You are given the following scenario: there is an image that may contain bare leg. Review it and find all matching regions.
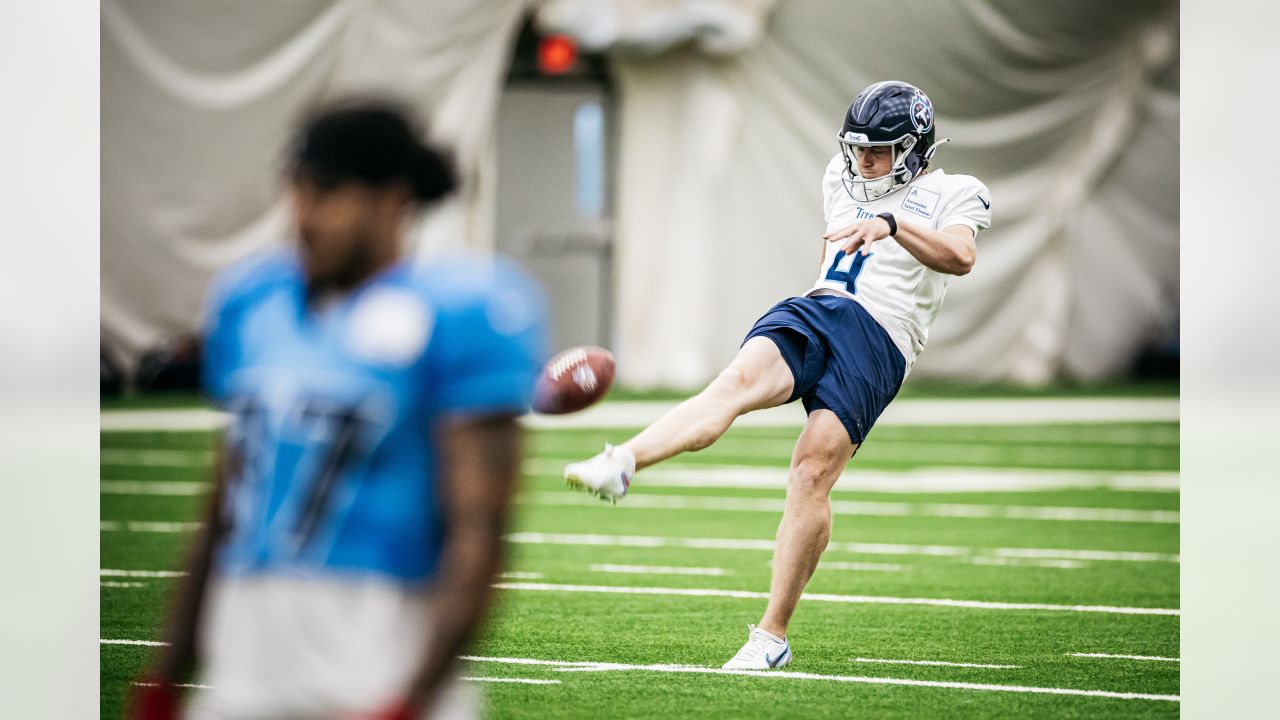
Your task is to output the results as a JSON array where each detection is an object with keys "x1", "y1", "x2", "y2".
[
  {"x1": 757, "y1": 409, "x2": 856, "y2": 638},
  {"x1": 622, "y1": 337, "x2": 794, "y2": 471}
]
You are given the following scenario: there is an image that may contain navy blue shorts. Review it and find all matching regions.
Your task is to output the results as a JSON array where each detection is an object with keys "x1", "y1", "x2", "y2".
[{"x1": 743, "y1": 294, "x2": 906, "y2": 445}]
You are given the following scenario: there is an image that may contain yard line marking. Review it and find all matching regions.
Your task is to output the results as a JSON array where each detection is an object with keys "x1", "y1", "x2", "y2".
[
  {"x1": 528, "y1": 491, "x2": 1179, "y2": 524},
  {"x1": 133, "y1": 678, "x2": 557, "y2": 689},
  {"x1": 498, "y1": 571, "x2": 545, "y2": 580},
  {"x1": 967, "y1": 557, "x2": 1087, "y2": 570},
  {"x1": 101, "y1": 409, "x2": 228, "y2": 432},
  {"x1": 820, "y1": 561, "x2": 905, "y2": 572},
  {"x1": 505, "y1": 532, "x2": 1179, "y2": 563},
  {"x1": 459, "y1": 676, "x2": 561, "y2": 685},
  {"x1": 459, "y1": 655, "x2": 1178, "y2": 702},
  {"x1": 100, "y1": 448, "x2": 213, "y2": 467},
  {"x1": 590, "y1": 564, "x2": 732, "y2": 576},
  {"x1": 94, "y1": 524, "x2": 1178, "y2": 565},
  {"x1": 991, "y1": 547, "x2": 1175, "y2": 563},
  {"x1": 100, "y1": 521, "x2": 204, "y2": 533},
  {"x1": 101, "y1": 397, "x2": 1178, "y2": 432},
  {"x1": 101, "y1": 480, "x2": 209, "y2": 496},
  {"x1": 492, "y1": 583, "x2": 1179, "y2": 616},
  {"x1": 101, "y1": 639, "x2": 167, "y2": 647},
  {"x1": 1070, "y1": 653, "x2": 1180, "y2": 662},
  {"x1": 851, "y1": 657, "x2": 1021, "y2": 669},
  {"x1": 524, "y1": 461, "x2": 1179, "y2": 494},
  {"x1": 101, "y1": 569, "x2": 187, "y2": 578},
  {"x1": 101, "y1": 581, "x2": 146, "y2": 588}
]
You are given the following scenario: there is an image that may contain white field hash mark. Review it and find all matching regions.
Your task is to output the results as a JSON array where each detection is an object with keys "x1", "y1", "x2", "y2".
[
  {"x1": 819, "y1": 561, "x2": 905, "y2": 572},
  {"x1": 590, "y1": 564, "x2": 732, "y2": 576},
  {"x1": 459, "y1": 656, "x2": 1178, "y2": 702},
  {"x1": 1070, "y1": 653, "x2": 1180, "y2": 662},
  {"x1": 492, "y1": 583, "x2": 1179, "y2": 616},
  {"x1": 530, "y1": 491, "x2": 1178, "y2": 524},
  {"x1": 101, "y1": 643, "x2": 1174, "y2": 701},
  {"x1": 506, "y1": 532, "x2": 1180, "y2": 564},
  {"x1": 97, "y1": 523, "x2": 1178, "y2": 564},
  {"x1": 851, "y1": 657, "x2": 1021, "y2": 669}
]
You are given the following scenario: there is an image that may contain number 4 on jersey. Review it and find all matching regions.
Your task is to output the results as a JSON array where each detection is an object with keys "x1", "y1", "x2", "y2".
[{"x1": 824, "y1": 250, "x2": 871, "y2": 294}]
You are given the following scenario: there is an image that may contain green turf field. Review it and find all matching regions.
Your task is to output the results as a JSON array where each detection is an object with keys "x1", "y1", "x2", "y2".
[{"x1": 100, "y1": 401, "x2": 1178, "y2": 718}]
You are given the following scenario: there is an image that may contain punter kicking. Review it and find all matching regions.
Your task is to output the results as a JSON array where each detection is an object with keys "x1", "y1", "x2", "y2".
[{"x1": 564, "y1": 81, "x2": 992, "y2": 670}]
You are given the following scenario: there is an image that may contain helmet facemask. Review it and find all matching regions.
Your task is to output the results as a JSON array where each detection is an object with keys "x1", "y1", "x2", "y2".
[{"x1": 838, "y1": 132, "x2": 920, "y2": 203}]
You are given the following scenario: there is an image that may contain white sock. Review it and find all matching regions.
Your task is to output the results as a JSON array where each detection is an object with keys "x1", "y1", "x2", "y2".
[{"x1": 755, "y1": 626, "x2": 786, "y2": 643}]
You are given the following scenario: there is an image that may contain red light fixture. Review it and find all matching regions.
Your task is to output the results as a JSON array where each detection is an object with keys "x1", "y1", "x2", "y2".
[{"x1": 537, "y1": 34, "x2": 578, "y2": 75}]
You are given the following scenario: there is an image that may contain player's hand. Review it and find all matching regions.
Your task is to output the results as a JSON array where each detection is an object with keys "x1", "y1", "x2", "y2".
[
  {"x1": 823, "y1": 218, "x2": 892, "y2": 256},
  {"x1": 129, "y1": 679, "x2": 180, "y2": 720}
]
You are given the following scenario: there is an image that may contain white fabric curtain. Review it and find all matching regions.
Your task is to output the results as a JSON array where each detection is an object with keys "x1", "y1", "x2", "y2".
[
  {"x1": 542, "y1": 0, "x2": 1179, "y2": 386},
  {"x1": 101, "y1": 0, "x2": 530, "y2": 367}
]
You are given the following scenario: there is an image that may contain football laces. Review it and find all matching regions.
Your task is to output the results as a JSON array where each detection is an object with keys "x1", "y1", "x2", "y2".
[{"x1": 548, "y1": 347, "x2": 588, "y2": 381}]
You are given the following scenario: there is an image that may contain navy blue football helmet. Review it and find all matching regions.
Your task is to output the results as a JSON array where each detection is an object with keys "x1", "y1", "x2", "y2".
[{"x1": 837, "y1": 81, "x2": 948, "y2": 202}]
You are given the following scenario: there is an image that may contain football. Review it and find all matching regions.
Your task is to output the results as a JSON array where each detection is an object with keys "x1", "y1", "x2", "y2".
[{"x1": 532, "y1": 345, "x2": 615, "y2": 414}]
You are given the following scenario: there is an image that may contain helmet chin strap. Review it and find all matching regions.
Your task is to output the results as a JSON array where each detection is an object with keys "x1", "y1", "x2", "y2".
[{"x1": 923, "y1": 137, "x2": 951, "y2": 165}]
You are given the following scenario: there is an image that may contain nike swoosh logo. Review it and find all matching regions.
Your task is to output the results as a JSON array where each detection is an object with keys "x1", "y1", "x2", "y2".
[
  {"x1": 978, "y1": 196, "x2": 990, "y2": 209},
  {"x1": 766, "y1": 648, "x2": 787, "y2": 667}
]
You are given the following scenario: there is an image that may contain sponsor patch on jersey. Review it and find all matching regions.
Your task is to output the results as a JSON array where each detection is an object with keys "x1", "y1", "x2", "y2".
[
  {"x1": 347, "y1": 288, "x2": 433, "y2": 366},
  {"x1": 900, "y1": 186, "x2": 941, "y2": 219}
]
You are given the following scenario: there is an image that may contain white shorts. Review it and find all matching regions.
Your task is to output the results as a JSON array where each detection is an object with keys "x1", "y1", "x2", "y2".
[{"x1": 185, "y1": 574, "x2": 478, "y2": 720}]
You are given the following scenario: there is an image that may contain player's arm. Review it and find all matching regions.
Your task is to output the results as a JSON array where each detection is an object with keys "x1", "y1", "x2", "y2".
[
  {"x1": 824, "y1": 218, "x2": 976, "y2": 276},
  {"x1": 402, "y1": 413, "x2": 522, "y2": 713},
  {"x1": 132, "y1": 441, "x2": 232, "y2": 717}
]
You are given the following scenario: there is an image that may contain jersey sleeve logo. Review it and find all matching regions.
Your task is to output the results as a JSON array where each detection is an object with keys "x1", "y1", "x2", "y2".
[{"x1": 900, "y1": 186, "x2": 940, "y2": 219}]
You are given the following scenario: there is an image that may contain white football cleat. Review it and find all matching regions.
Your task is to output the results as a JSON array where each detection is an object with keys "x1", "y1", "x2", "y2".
[
  {"x1": 564, "y1": 443, "x2": 634, "y2": 502},
  {"x1": 722, "y1": 624, "x2": 792, "y2": 670}
]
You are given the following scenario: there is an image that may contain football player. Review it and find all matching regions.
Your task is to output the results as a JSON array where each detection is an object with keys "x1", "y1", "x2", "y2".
[
  {"x1": 132, "y1": 99, "x2": 548, "y2": 719},
  {"x1": 564, "y1": 81, "x2": 991, "y2": 669}
]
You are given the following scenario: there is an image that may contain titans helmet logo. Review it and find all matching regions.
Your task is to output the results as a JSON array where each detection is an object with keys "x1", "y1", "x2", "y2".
[{"x1": 910, "y1": 92, "x2": 933, "y2": 133}]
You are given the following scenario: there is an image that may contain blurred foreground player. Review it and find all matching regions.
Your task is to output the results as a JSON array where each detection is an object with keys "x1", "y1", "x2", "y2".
[
  {"x1": 564, "y1": 81, "x2": 991, "y2": 669},
  {"x1": 134, "y1": 100, "x2": 547, "y2": 719}
]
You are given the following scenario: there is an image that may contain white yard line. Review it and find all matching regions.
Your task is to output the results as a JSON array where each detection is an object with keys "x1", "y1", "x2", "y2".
[
  {"x1": 1070, "y1": 653, "x2": 1180, "y2": 662},
  {"x1": 968, "y1": 557, "x2": 1087, "y2": 570},
  {"x1": 98, "y1": 464, "x2": 1179, "y2": 496},
  {"x1": 820, "y1": 561, "x2": 905, "y2": 572},
  {"x1": 101, "y1": 639, "x2": 167, "y2": 647},
  {"x1": 491, "y1": 582, "x2": 1178, "y2": 616},
  {"x1": 134, "y1": 682, "x2": 214, "y2": 690},
  {"x1": 101, "y1": 397, "x2": 1178, "y2": 433},
  {"x1": 851, "y1": 657, "x2": 1021, "y2": 669},
  {"x1": 568, "y1": 464, "x2": 1179, "y2": 494},
  {"x1": 101, "y1": 581, "x2": 146, "y2": 588},
  {"x1": 101, "y1": 569, "x2": 187, "y2": 578},
  {"x1": 528, "y1": 491, "x2": 1179, "y2": 524},
  {"x1": 100, "y1": 448, "x2": 212, "y2": 467},
  {"x1": 590, "y1": 564, "x2": 732, "y2": 576},
  {"x1": 459, "y1": 655, "x2": 1177, "y2": 702},
  {"x1": 101, "y1": 480, "x2": 209, "y2": 496},
  {"x1": 458, "y1": 676, "x2": 561, "y2": 685},
  {"x1": 498, "y1": 571, "x2": 545, "y2": 580},
  {"x1": 506, "y1": 531, "x2": 1178, "y2": 563},
  {"x1": 96, "y1": 524, "x2": 1177, "y2": 564},
  {"x1": 100, "y1": 521, "x2": 204, "y2": 533}
]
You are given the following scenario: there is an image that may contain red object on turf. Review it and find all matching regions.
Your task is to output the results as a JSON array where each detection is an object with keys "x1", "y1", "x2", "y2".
[
  {"x1": 130, "y1": 681, "x2": 179, "y2": 720},
  {"x1": 532, "y1": 346, "x2": 615, "y2": 414}
]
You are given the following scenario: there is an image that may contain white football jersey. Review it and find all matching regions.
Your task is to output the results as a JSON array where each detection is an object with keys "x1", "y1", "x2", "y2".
[{"x1": 807, "y1": 153, "x2": 991, "y2": 372}]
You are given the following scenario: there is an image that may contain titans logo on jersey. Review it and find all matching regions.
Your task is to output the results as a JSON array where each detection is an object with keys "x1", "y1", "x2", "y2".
[{"x1": 201, "y1": 250, "x2": 548, "y2": 585}]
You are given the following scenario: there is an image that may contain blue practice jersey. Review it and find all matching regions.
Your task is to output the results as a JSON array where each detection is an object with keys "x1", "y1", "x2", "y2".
[{"x1": 201, "y1": 249, "x2": 547, "y2": 585}]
